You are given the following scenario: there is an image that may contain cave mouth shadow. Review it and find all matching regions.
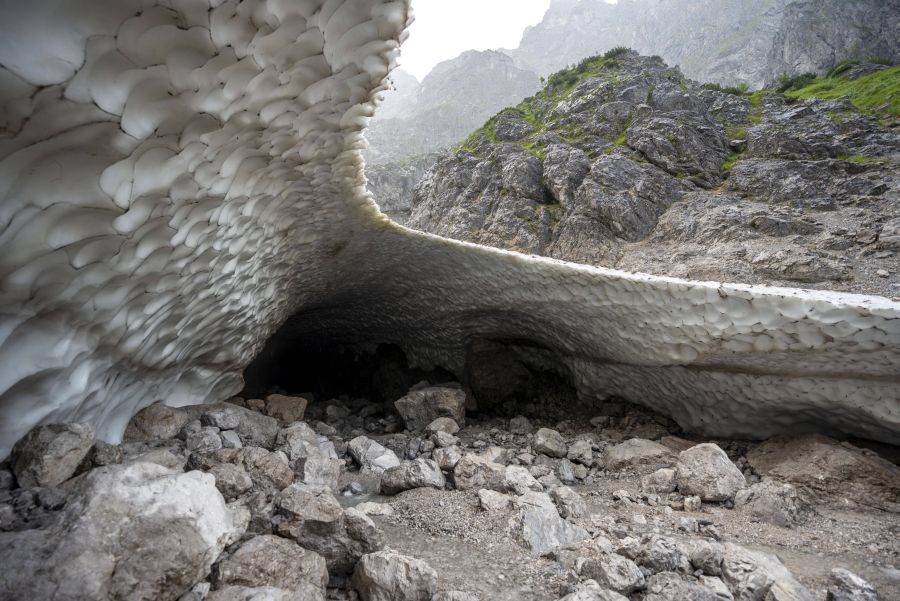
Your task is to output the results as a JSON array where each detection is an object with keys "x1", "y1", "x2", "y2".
[
  {"x1": 240, "y1": 329, "x2": 660, "y2": 426},
  {"x1": 241, "y1": 340, "x2": 455, "y2": 406}
]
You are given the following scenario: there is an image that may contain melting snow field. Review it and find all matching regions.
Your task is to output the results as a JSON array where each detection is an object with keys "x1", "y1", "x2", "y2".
[{"x1": 0, "y1": 0, "x2": 897, "y2": 455}]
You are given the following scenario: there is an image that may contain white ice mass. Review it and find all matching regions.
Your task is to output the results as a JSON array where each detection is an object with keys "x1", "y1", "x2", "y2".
[{"x1": 0, "y1": 0, "x2": 898, "y2": 456}]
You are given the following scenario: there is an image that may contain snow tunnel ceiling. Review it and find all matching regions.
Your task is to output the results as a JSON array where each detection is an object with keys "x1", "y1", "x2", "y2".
[{"x1": 0, "y1": 0, "x2": 898, "y2": 456}]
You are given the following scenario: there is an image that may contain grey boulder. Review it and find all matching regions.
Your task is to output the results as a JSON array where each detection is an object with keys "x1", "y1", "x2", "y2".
[
  {"x1": 380, "y1": 458, "x2": 446, "y2": 494},
  {"x1": 533, "y1": 428, "x2": 567, "y2": 458},
  {"x1": 514, "y1": 491, "x2": 590, "y2": 555},
  {"x1": 352, "y1": 550, "x2": 438, "y2": 601},
  {"x1": 827, "y1": 568, "x2": 879, "y2": 601},
  {"x1": 10, "y1": 422, "x2": 95, "y2": 488},
  {"x1": 675, "y1": 443, "x2": 746, "y2": 502},
  {"x1": 0, "y1": 462, "x2": 245, "y2": 600},
  {"x1": 394, "y1": 386, "x2": 466, "y2": 432},
  {"x1": 734, "y1": 480, "x2": 812, "y2": 528},
  {"x1": 213, "y1": 534, "x2": 327, "y2": 598}
]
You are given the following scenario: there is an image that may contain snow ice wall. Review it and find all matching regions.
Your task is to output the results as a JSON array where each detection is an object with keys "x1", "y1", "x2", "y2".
[{"x1": 0, "y1": 0, "x2": 898, "y2": 456}]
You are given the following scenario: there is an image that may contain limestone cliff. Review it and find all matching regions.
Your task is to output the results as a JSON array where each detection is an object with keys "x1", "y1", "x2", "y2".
[
  {"x1": 512, "y1": 0, "x2": 899, "y2": 88},
  {"x1": 363, "y1": 51, "x2": 540, "y2": 165}
]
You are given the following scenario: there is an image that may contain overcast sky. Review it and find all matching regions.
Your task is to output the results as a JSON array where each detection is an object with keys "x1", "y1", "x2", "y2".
[{"x1": 397, "y1": 0, "x2": 552, "y2": 80}]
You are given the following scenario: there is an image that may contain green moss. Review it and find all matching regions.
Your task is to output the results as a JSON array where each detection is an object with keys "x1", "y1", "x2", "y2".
[
  {"x1": 726, "y1": 125, "x2": 747, "y2": 140},
  {"x1": 722, "y1": 152, "x2": 743, "y2": 174},
  {"x1": 785, "y1": 66, "x2": 900, "y2": 120},
  {"x1": 837, "y1": 154, "x2": 877, "y2": 165}
]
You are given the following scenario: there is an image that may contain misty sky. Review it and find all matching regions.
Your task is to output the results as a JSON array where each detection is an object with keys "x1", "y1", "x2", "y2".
[
  {"x1": 398, "y1": 0, "x2": 552, "y2": 80},
  {"x1": 399, "y1": 1, "x2": 619, "y2": 80}
]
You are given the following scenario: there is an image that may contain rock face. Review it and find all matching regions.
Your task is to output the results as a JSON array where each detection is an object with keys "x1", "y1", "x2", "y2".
[
  {"x1": 0, "y1": 462, "x2": 245, "y2": 600},
  {"x1": 10, "y1": 423, "x2": 94, "y2": 488},
  {"x1": 409, "y1": 52, "x2": 899, "y2": 299},
  {"x1": 511, "y1": 0, "x2": 898, "y2": 88},
  {"x1": 0, "y1": 0, "x2": 898, "y2": 461},
  {"x1": 766, "y1": 0, "x2": 900, "y2": 86},
  {"x1": 366, "y1": 155, "x2": 441, "y2": 224},
  {"x1": 364, "y1": 50, "x2": 541, "y2": 164}
]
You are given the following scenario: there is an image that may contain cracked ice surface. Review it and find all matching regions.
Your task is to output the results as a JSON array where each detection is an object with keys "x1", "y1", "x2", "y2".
[{"x1": 0, "y1": 0, "x2": 897, "y2": 456}]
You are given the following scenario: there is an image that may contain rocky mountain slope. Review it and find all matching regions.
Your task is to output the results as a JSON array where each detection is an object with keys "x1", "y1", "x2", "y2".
[
  {"x1": 408, "y1": 52, "x2": 900, "y2": 297},
  {"x1": 366, "y1": 0, "x2": 899, "y2": 197},
  {"x1": 363, "y1": 51, "x2": 540, "y2": 165}
]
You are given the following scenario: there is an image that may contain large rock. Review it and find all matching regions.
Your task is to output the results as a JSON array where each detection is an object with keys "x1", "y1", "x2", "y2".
[
  {"x1": 550, "y1": 485, "x2": 588, "y2": 519},
  {"x1": 579, "y1": 553, "x2": 645, "y2": 595},
  {"x1": 452, "y1": 454, "x2": 507, "y2": 491},
  {"x1": 274, "y1": 484, "x2": 384, "y2": 574},
  {"x1": 605, "y1": 439, "x2": 677, "y2": 472},
  {"x1": 722, "y1": 543, "x2": 815, "y2": 601},
  {"x1": 827, "y1": 568, "x2": 878, "y2": 601},
  {"x1": 183, "y1": 404, "x2": 279, "y2": 449},
  {"x1": 209, "y1": 463, "x2": 254, "y2": 500},
  {"x1": 352, "y1": 550, "x2": 438, "y2": 601},
  {"x1": 747, "y1": 435, "x2": 900, "y2": 512},
  {"x1": 239, "y1": 447, "x2": 294, "y2": 493},
  {"x1": 556, "y1": 585, "x2": 629, "y2": 601},
  {"x1": 433, "y1": 445, "x2": 463, "y2": 471},
  {"x1": 675, "y1": 443, "x2": 746, "y2": 502},
  {"x1": 734, "y1": 480, "x2": 812, "y2": 528},
  {"x1": 635, "y1": 536, "x2": 691, "y2": 574},
  {"x1": 274, "y1": 424, "x2": 342, "y2": 490},
  {"x1": 0, "y1": 462, "x2": 245, "y2": 600},
  {"x1": 641, "y1": 468, "x2": 677, "y2": 494},
  {"x1": 10, "y1": 423, "x2": 95, "y2": 488},
  {"x1": 643, "y1": 572, "x2": 721, "y2": 601},
  {"x1": 432, "y1": 593, "x2": 480, "y2": 601},
  {"x1": 380, "y1": 458, "x2": 446, "y2": 494},
  {"x1": 394, "y1": 386, "x2": 466, "y2": 432},
  {"x1": 123, "y1": 403, "x2": 190, "y2": 442},
  {"x1": 213, "y1": 534, "x2": 327, "y2": 598},
  {"x1": 514, "y1": 491, "x2": 590, "y2": 555},
  {"x1": 348, "y1": 436, "x2": 402, "y2": 474},
  {"x1": 505, "y1": 465, "x2": 543, "y2": 496},
  {"x1": 533, "y1": 428, "x2": 568, "y2": 458},
  {"x1": 207, "y1": 586, "x2": 318, "y2": 601},
  {"x1": 264, "y1": 394, "x2": 308, "y2": 422}
]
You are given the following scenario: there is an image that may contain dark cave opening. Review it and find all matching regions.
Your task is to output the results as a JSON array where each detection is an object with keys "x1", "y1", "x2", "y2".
[
  {"x1": 241, "y1": 326, "x2": 642, "y2": 426},
  {"x1": 241, "y1": 340, "x2": 455, "y2": 407}
]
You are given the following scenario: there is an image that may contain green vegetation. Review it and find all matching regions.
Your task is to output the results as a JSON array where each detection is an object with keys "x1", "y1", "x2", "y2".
[
  {"x1": 603, "y1": 46, "x2": 632, "y2": 60},
  {"x1": 775, "y1": 72, "x2": 818, "y2": 94},
  {"x1": 837, "y1": 154, "x2": 877, "y2": 165},
  {"x1": 456, "y1": 50, "x2": 640, "y2": 158},
  {"x1": 543, "y1": 51, "x2": 632, "y2": 98},
  {"x1": 722, "y1": 152, "x2": 742, "y2": 174},
  {"x1": 784, "y1": 66, "x2": 899, "y2": 120},
  {"x1": 701, "y1": 81, "x2": 750, "y2": 96}
]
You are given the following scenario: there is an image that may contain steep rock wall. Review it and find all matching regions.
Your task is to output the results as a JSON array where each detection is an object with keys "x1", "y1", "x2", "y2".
[{"x1": 0, "y1": 0, "x2": 898, "y2": 455}]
